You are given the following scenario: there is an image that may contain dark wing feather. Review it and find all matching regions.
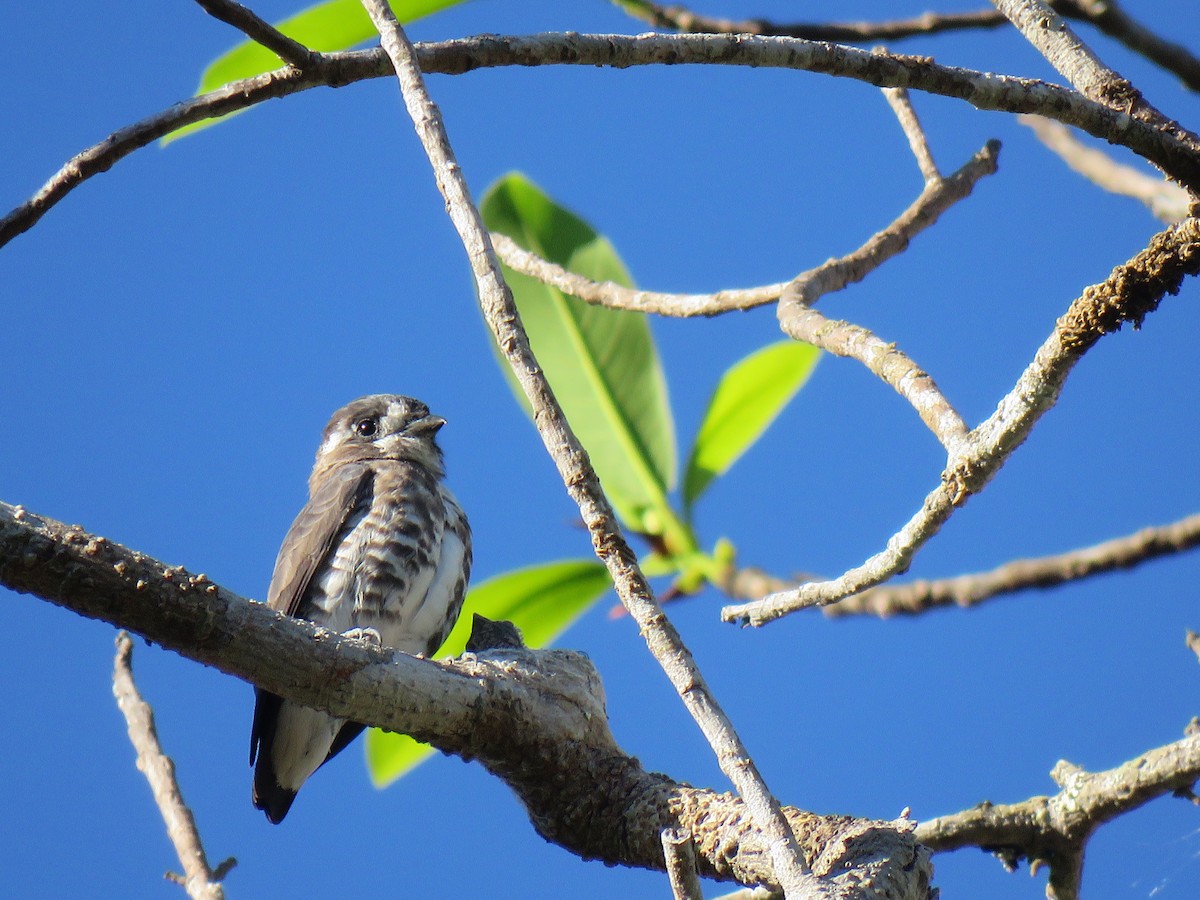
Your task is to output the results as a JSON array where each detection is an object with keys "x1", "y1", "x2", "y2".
[
  {"x1": 264, "y1": 462, "x2": 374, "y2": 617},
  {"x1": 250, "y1": 463, "x2": 373, "y2": 770}
]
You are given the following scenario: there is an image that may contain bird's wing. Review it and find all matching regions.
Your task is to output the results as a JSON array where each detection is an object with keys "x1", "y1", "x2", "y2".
[
  {"x1": 265, "y1": 462, "x2": 374, "y2": 618},
  {"x1": 250, "y1": 463, "x2": 372, "y2": 773}
]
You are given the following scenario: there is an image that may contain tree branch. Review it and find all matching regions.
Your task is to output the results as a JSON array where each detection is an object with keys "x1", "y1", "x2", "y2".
[
  {"x1": 612, "y1": 0, "x2": 1015, "y2": 42},
  {"x1": 491, "y1": 140, "x2": 998, "y2": 457},
  {"x1": 724, "y1": 216, "x2": 1200, "y2": 626},
  {"x1": 881, "y1": 87, "x2": 941, "y2": 184},
  {"x1": 1021, "y1": 114, "x2": 1193, "y2": 222},
  {"x1": 492, "y1": 233, "x2": 787, "y2": 316},
  {"x1": 777, "y1": 307, "x2": 969, "y2": 456},
  {"x1": 191, "y1": 0, "x2": 319, "y2": 70},
  {"x1": 662, "y1": 828, "x2": 704, "y2": 900},
  {"x1": 775, "y1": 141, "x2": 1004, "y2": 456},
  {"x1": 5, "y1": 32, "x2": 1200, "y2": 251},
  {"x1": 1061, "y1": 0, "x2": 1200, "y2": 92},
  {"x1": 916, "y1": 727, "x2": 1200, "y2": 900},
  {"x1": 113, "y1": 633, "x2": 234, "y2": 899},
  {"x1": 990, "y1": 0, "x2": 1185, "y2": 147},
  {"x1": 615, "y1": 0, "x2": 1200, "y2": 92},
  {"x1": 823, "y1": 512, "x2": 1200, "y2": 617},
  {"x1": 491, "y1": 130, "x2": 997, "y2": 328},
  {"x1": 358, "y1": 4, "x2": 825, "y2": 895},
  {"x1": 0, "y1": 501, "x2": 931, "y2": 896}
]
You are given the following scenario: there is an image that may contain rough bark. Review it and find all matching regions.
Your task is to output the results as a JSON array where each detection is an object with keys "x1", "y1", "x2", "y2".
[{"x1": 0, "y1": 501, "x2": 932, "y2": 897}]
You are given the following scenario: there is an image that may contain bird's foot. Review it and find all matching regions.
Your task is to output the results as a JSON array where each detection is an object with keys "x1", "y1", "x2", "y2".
[{"x1": 343, "y1": 627, "x2": 383, "y2": 647}]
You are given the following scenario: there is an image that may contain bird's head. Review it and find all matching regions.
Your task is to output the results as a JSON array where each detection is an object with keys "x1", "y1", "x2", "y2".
[{"x1": 311, "y1": 394, "x2": 447, "y2": 486}]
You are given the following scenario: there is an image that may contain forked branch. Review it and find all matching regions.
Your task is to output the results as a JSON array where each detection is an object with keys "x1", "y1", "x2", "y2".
[
  {"x1": 1, "y1": 501, "x2": 930, "y2": 896},
  {"x1": 725, "y1": 216, "x2": 1200, "y2": 626}
]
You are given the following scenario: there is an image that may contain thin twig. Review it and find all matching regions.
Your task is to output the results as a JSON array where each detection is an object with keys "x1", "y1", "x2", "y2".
[
  {"x1": 725, "y1": 216, "x2": 1200, "y2": 626},
  {"x1": 492, "y1": 234, "x2": 787, "y2": 315},
  {"x1": 779, "y1": 307, "x2": 969, "y2": 455},
  {"x1": 1021, "y1": 114, "x2": 1192, "y2": 222},
  {"x1": 613, "y1": 0, "x2": 1015, "y2": 42},
  {"x1": 357, "y1": 5, "x2": 821, "y2": 896},
  {"x1": 192, "y1": 0, "x2": 319, "y2": 70},
  {"x1": 495, "y1": 141, "x2": 999, "y2": 453},
  {"x1": 881, "y1": 87, "x2": 941, "y2": 183},
  {"x1": 1187, "y1": 630, "x2": 1200, "y2": 666},
  {"x1": 496, "y1": 138, "x2": 999, "y2": 454},
  {"x1": 112, "y1": 633, "x2": 233, "y2": 900},
  {"x1": 1061, "y1": 0, "x2": 1200, "y2": 92},
  {"x1": 661, "y1": 828, "x2": 704, "y2": 900},
  {"x1": 6, "y1": 31, "x2": 1200, "y2": 250},
  {"x1": 825, "y1": 512, "x2": 1200, "y2": 617},
  {"x1": 917, "y1": 729, "x2": 1200, "y2": 900},
  {"x1": 777, "y1": 141, "x2": 1004, "y2": 454}
]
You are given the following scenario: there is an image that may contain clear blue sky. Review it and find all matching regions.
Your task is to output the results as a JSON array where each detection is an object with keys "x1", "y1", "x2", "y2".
[{"x1": 3, "y1": 2, "x2": 1199, "y2": 897}]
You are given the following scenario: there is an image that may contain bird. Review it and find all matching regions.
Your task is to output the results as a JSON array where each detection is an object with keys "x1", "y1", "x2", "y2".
[{"x1": 249, "y1": 394, "x2": 471, "y2": 824}]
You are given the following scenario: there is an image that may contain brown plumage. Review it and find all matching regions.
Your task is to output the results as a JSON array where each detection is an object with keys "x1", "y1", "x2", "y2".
[{"x1": 249, "y1": 395, "x2": 471, "y2": 823}]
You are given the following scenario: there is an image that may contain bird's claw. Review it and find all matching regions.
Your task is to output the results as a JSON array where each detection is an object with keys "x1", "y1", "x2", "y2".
[{"x1": 343, "y1": 627, "x2": 383, "y2": 647}]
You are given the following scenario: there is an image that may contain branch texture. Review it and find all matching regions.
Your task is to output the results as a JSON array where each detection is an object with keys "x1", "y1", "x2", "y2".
[
  {"x1": 725, "y1": 216, "x2": 1200, "y2": 625},
  {"x1": 192, "y1": 0, "x2": 318, "y2": 69},
  {"x1": 827, "y1": 512, "x2": 1200, "y2": 617},
  {"x1": 0, "y1": 501, "x2": 931, "y2": 896},
  {"x1": 114, "y1": 633, "x2": 233, "y2": 900},
  {"x1": 1022, "y1": 114, "x2": 1192, "y2": 222},
  {"x1": 618, "y1": 0, "x2": 1200, "y2": 91},
  {"x1": 5, "y1": 32, "x2": 1200, "y2": 251},
  {"x1": 361, "y1": 5, "x2": 823, "y2": 894},
  {"x1": 917, "y1": 730, "x2": 1200, "y2": 900}
]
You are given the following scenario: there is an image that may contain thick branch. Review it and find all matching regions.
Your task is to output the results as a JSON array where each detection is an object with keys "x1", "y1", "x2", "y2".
[
  {"x1": 5, "y1": 32, "x2": 1200, "y2": 250},
  {"x1": 991, "y1": 0, "x2": 1183, "y2": 145},
  {"x1": 0, "y1": 501, "x2": 931, "y2": 896},
  {"x1": 724, "y1": 216, "x2": 1200, "y2": 626},
  {"x1": 113, "y1": 633, "x2": 234, "y2": 900},
  {"x1": 917, "y1": 731, "x2": 1200, "y2": 900},
  {"x1": 826, "y1": 512, "x2": 1200, "y2": 617}
]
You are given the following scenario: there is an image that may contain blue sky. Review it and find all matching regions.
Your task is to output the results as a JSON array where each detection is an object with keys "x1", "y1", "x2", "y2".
[{"x1": 3, "y1": 2, "x2": 1200, "y2": 897}]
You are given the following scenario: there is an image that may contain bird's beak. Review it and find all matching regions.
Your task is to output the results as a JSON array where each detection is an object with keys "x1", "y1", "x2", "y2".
[{"x1": 408, "y1": 414, "x2": 446, "y2": 435}]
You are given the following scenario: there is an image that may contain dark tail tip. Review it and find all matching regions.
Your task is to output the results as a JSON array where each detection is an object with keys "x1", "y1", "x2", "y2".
[{"x1": 253, "y1": 774, "x2": 297, "y2": 824}]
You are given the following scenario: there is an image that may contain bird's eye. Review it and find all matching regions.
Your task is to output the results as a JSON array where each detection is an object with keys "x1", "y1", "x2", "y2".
[{"x1": 354, "y1": 417, "x2": 379, "y2": 438}]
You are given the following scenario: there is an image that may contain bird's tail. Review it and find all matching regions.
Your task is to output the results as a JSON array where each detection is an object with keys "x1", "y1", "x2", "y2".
[{"x1": 253, "y1": 765, "x2": 298, "y2": 825}]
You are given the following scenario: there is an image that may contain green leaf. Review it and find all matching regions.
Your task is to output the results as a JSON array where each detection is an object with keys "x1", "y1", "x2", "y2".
[
  {"x1": 479, "y1": 172, "x2": 686, "y2": 548},
  {"x1": 166, "y1": 0, "x2": 464, "y2": 143},
  {"x1": 683, "y1": 340, "x2": 820, "y2": 509},
  {"x1": 366, "y1": 559, "x2": 611, "y2": 787}
]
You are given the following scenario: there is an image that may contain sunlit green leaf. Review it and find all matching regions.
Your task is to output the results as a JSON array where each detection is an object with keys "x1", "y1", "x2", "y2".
[
  {"x1": 366, "y1": 559, "x2": 610, "y2": 787},
  {"x1": 167, "y1": 0, "x2": 463, "y2": 143},
  {"x1": 683, "y1": 341, "x2": 820, "y2": 509},
  {"x1": 480, "y1": 172, "x2": 686, "y2": 549}
]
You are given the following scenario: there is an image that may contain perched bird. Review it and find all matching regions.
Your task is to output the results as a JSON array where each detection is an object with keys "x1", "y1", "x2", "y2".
[{"x1": 249, "y1": 394, "x2": 471, "y2": 824}]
